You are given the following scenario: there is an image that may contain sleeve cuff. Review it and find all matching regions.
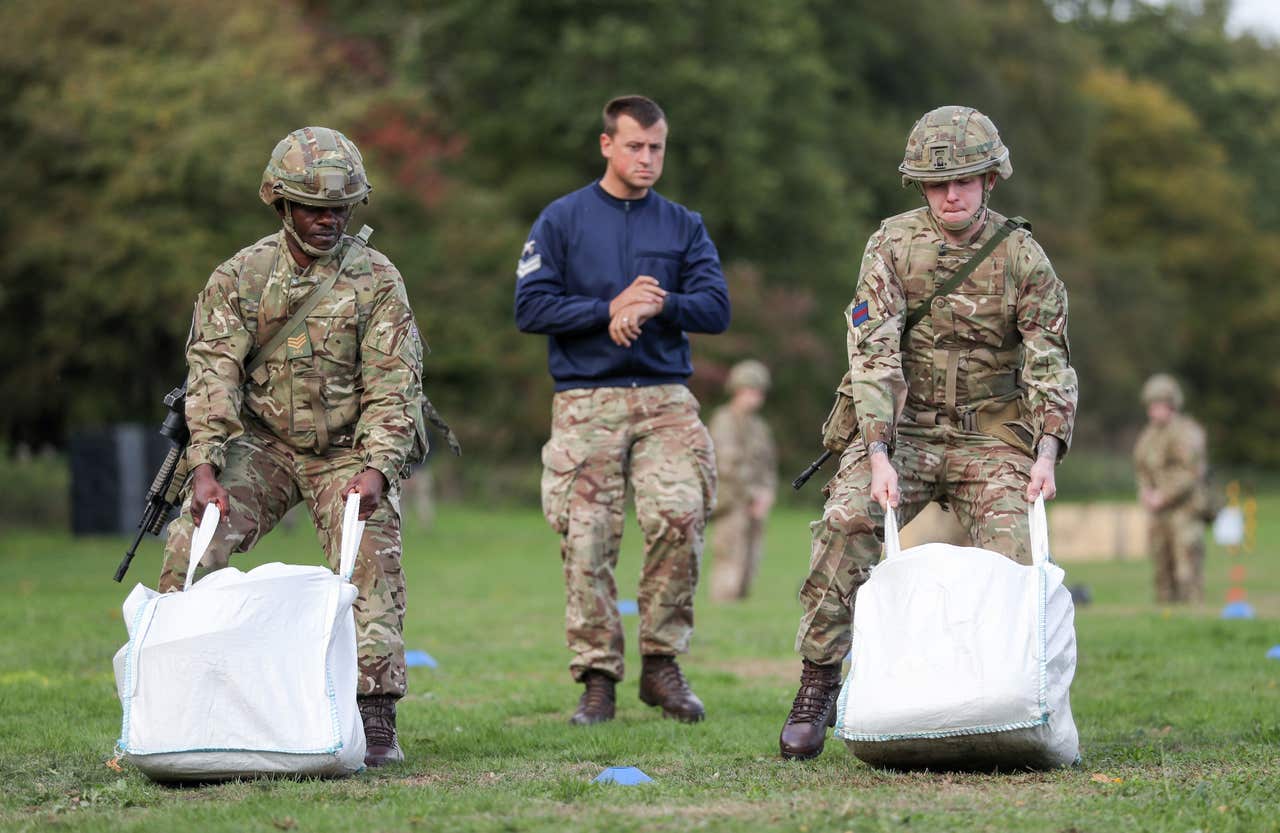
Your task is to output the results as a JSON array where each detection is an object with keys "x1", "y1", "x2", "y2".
[
  {"x1": 861, "y1": 422, "x2": 893, "y2": 453},
  {"x1": 186, "y1": 444, "x2": 225, "y2": 473},
  {"x1": 364, "y1": 454, "x2": 403, "y2": 487},
  {"x1": 594, "y1": 299, "x2": 612, "y2": 327},
  {"x1": 1037, "y1": 417, "x2": 1073, "y2": 461},
  {"x1": 656, "y1": 293, "x2": 682, "y2": 324}
]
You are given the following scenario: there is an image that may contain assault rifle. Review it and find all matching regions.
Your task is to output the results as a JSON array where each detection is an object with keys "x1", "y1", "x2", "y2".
[{"x1": 114, "y1": 384, "x2": 189, "y2": 582}]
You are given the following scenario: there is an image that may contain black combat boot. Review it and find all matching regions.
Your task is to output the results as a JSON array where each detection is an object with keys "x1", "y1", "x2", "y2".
[
  {"x1": 570, "y1": 671, "x2": 617, "y2": 726},
  {"x1": 638, "y1": 654, "x2": 706, "y2": 723},
  {"x1": 779, "y1": 660, "x2": 842, "y2": 760},
  {"x1": 358, "y1": 694, "x2": 405, "y2": 767}
]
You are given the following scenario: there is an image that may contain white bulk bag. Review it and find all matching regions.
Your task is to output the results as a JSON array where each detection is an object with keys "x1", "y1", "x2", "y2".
[
  {"x1": 113, "y1": 494, "x2": 368, "y2": 780},
  {"x1": 834, "y1": 496, "x2": 1079, "y2": 770}
]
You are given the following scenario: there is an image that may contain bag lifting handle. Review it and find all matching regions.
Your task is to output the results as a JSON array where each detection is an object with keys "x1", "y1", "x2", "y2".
[
  {"x1": 338, "y1": 492, "x2": 365, "y2": 581},
  {"x1": 183, "y1": 504, "x2": 221, "y2": 591},
  {"x1": 180, "y1": 493, "x2": 365, "y2": 590}
]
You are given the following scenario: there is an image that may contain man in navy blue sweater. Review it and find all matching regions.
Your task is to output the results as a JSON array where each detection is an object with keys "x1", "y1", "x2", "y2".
[{"x1": 515, "y1": 95, "x2": 731, "y2": 726}]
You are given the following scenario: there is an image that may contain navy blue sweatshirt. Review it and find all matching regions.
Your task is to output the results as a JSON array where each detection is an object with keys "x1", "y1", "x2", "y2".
[{"x1": 514, "y1": 181, "x2": 731, "y2": 391}]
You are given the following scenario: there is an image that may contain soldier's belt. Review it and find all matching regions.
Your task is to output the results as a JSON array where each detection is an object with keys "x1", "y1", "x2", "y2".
[{"x1": 903, "y1": 408, "x2": 979, "y2": 431}]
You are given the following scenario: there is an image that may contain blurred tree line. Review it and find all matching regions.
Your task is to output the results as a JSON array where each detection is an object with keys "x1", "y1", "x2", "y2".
[{"x1": 3, "y1": 0, "x2": 1279, "y2": 489}]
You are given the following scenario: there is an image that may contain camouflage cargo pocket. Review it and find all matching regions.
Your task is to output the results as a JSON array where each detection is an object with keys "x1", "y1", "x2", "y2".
[
  {"x1": 687, "y1": 425, "x2": 718, "y2": 522},
  {"x1": 976, "y1": 397, "x2": 1035, "y2": 458},
  {"x1": 539, "y1": 438, "x2": 581, "y2": 535}
]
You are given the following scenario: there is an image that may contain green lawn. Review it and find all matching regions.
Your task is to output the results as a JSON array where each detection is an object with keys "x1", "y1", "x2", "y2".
[{"x1": 2, "y1": 497, "x2": 1279, "y2": 832}]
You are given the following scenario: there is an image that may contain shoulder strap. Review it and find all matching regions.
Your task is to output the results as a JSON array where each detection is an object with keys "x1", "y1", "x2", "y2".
[
  {"x1": 902, "y1": 216, "x2": 1028, "y2": 334},
  {"x1": 246, "y1": 225, "x2": 373, "y2": 385}
]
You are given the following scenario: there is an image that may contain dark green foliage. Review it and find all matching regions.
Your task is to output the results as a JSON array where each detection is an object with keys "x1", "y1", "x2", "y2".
[{"x1": 2, "y1": 0, "x2": 1279, "y2": 473}]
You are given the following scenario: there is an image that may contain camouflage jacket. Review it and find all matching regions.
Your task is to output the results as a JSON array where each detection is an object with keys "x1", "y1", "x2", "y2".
[
  {"x1": 845, "y1": 207, "x2": 1077, "y2": 455},
  {"x1": 708, "y1": 406, "x2": 777, "y2": 508},
  {"x1": 1133, "y1": 413, "x2": 1207, "y2": 512},
  {"x1": 184, "y1": 231, "x2": 425, "y2": 485}
]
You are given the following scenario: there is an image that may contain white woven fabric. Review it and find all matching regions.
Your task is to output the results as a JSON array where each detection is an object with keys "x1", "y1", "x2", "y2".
[
  {"x1": 834, "y1": 497, "x2": 1079, "y2": 770},
  {"x1": 112, "y1": 495, "x2": 367, "y2": 780}
]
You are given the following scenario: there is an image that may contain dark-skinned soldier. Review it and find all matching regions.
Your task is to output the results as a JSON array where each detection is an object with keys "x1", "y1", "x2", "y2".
[{"x1": 158, "y1": 127, "x2": 428, "y2": 766}]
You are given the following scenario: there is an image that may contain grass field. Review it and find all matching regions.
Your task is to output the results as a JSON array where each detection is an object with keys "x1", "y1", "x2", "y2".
[{"x1": 2, "y1": 498, "x2": 1279, "y2": 833}]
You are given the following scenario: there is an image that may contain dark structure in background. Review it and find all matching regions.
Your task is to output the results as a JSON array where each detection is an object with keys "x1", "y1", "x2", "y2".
[{"x1": 70, "y1": 424, "x2": 172, "y2": 536}]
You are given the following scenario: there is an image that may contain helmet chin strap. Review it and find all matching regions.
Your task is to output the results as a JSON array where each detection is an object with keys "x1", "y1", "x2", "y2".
[
  {"x1": 281, "y1": 198, "x2": 348, "y2": 258},
  {"x1": 918, "y1": 180, "x2": 994, "y2": 234}
]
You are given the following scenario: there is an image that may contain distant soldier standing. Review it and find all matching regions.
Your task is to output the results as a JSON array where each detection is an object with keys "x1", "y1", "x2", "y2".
[
  {"x1": 708, "y1": 360, "x2": 777, "y2": 602},
  {"x1": 779, "y1": 106, "x2": 1079, "y2": 759},
  {"x1": 158, "y1": 127, "x2": 429, "y2": 766},
  {"x1": 1133, "y1": 374, "x2": 1209, "y2": 604},
  {"x1": 515, "y1": 95, "x2": 731, "y2": 726}
]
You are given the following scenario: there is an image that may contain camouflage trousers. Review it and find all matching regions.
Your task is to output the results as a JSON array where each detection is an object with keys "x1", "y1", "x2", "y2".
[
  {"x1": 540, "y1": 385, "x2": 716, "y2": 683},
  {"x1": 158, "y1": 424, "x2": 408, "y2": 698},
  {"x1": 795, "y1": 423, "x2": 1034, "y2": 666},
  {"x1": 1148, "y1": 507, "x2": 1206, "y2": 604},
  {"x1": 709, "y1": 502, "x2": 765, "y2": 602}
]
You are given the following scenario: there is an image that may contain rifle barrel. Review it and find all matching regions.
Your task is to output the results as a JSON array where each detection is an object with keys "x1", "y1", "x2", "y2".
[{"x1": 792, "y1": 449, "x2": 834, "y2": 491}]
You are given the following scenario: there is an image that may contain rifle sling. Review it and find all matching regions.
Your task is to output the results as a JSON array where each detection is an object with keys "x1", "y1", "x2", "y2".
[
  {"x1": 246, "y1": 225, "x2": 373, "y2": 386},
  {"x1": 902, "y1": 216, "x2": 1027, "y2": 333}
]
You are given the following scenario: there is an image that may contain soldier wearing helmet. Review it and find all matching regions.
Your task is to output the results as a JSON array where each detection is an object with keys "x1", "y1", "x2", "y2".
[
  {"x1": 708, "y1": 360, "x2": 778, "y2": 602},
  {"x1": 1133, "y1": 373, "x2": 1209, "y2": 604},
  {"x1": 779, "y1": 106, "x2": 1079, "y2": 760},
  {"x1": 157, "y1": 127, "x2": 429, "y2": 767}
]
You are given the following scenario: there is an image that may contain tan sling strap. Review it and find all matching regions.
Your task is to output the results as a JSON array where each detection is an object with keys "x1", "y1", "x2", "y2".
[{"x1": 245, "y1": 225, "x2": 373, "y2": 387}]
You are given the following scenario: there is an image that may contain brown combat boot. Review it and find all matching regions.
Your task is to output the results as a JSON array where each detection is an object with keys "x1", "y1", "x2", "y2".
[
  {"x1": 570, "y1": 671, "x2": 617, "y2": 726},
  {"x1": 358, "y1": 694, "x2": 405, "y2": 767},
  {"x1": 638, "y1": 654, "x2": 705, "y2": 723},
  {"x1": 779, "y1": 660, "x2": 842, "y2": 760}
]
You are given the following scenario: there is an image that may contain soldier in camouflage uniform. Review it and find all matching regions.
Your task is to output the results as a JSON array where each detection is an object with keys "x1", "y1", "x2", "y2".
[
  {"x1": 779, "y1": 106, "x2": 1079, "y2": 759},
  {"x1": 515, "y1": 96, "x2": 731, "y2": 726},
  {"x1": 708, "y1": 360, "x2": 777, "y2": 602},
  {"x1": 158, "y1": 127, "x2": 429, "y2": 767},
  {"x1": 1133, "y1": 374, "x2": 1208, "y2": 604}
]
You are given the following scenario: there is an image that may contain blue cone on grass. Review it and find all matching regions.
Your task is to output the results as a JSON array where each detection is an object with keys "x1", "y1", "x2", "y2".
[
  {"x1": 405, "y1": 650, "x2": 438, "y2": 668},
  {"x1": 593, "y1": 766, "x2": 652, "y2": 785},
  {"x1": 1220, "y1": 601, "x2": 1256, "y2": 620}
]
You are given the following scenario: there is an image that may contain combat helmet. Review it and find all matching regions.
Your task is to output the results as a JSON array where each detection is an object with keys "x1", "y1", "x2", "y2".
[
  {"x1": 900, "y1": 106, "x2": 1011, "y2": 233},
  {"x1": 727, "y1": 359, "x2": 771, "y2": 393},
  {"x1": 260, "y1": 126, "x2": 372, "y2": 256},
  {"x1": 1141, "y1": 373, "x2": 1184, "y2": 410}
]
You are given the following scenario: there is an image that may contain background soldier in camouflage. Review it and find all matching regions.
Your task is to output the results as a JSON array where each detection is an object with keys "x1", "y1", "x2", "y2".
[
  {"x1": 779, "y1": 106, "x2": 1079, "y2": 759},
  {"x1": 708, "y1": 360, "x2": 777, "y2": 602},
  {"x1": 515, "y1": 96, "x2": 731, "y2": 726},
  {"x1": 158, "y1": 126, "x2": 429, "y2": 767},
  {"x1": 1134, "y1": 373, "x2": 1209, "y2": 604}
]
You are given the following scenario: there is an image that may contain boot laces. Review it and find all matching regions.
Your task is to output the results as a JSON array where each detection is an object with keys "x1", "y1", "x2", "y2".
[
  {"x1": 580, "y1": 675, "x2": 615, "y2": 710},
  {"x1": 649, "y1": 658, "x2": 689, "y2": 694},
  {"x1": 360, "y1": 699, "x2": 397, "y2": 747},
  {"x1": 786, "y1": 663, "x2": 840, "y2": 725}
]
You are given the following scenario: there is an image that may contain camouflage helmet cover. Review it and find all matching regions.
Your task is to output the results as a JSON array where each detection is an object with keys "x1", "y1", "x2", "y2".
[
  {"x1": 899, "y1": 106, "x2": 1012, "y2": 187},
  {"x1": 260, "y1": 126, "x2": 372, "y2": 208},
  {"x1": 1142, "y1": 373, "x2": 1184, "y2": 410},
  {"x1": 727, "y1": 359, "x2": 771, "y2": 393}
]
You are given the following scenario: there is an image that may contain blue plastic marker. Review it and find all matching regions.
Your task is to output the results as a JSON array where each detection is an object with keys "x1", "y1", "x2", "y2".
[
  {"x1": 405, "y1": 650, "x2": 438, "y2": 668},
  {"x1": 617, "y1": 599, "x2": 639, "y2": 616},
  {"x1": 593, "y1": 766, "x2": 652, "y2": 785},
  {"x1": 1266, "y1": 645, "x2": 1280, "y2": 661},
  {"x1": 1220, "y1": 601, "x2": 1256, "y2": 620}
]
